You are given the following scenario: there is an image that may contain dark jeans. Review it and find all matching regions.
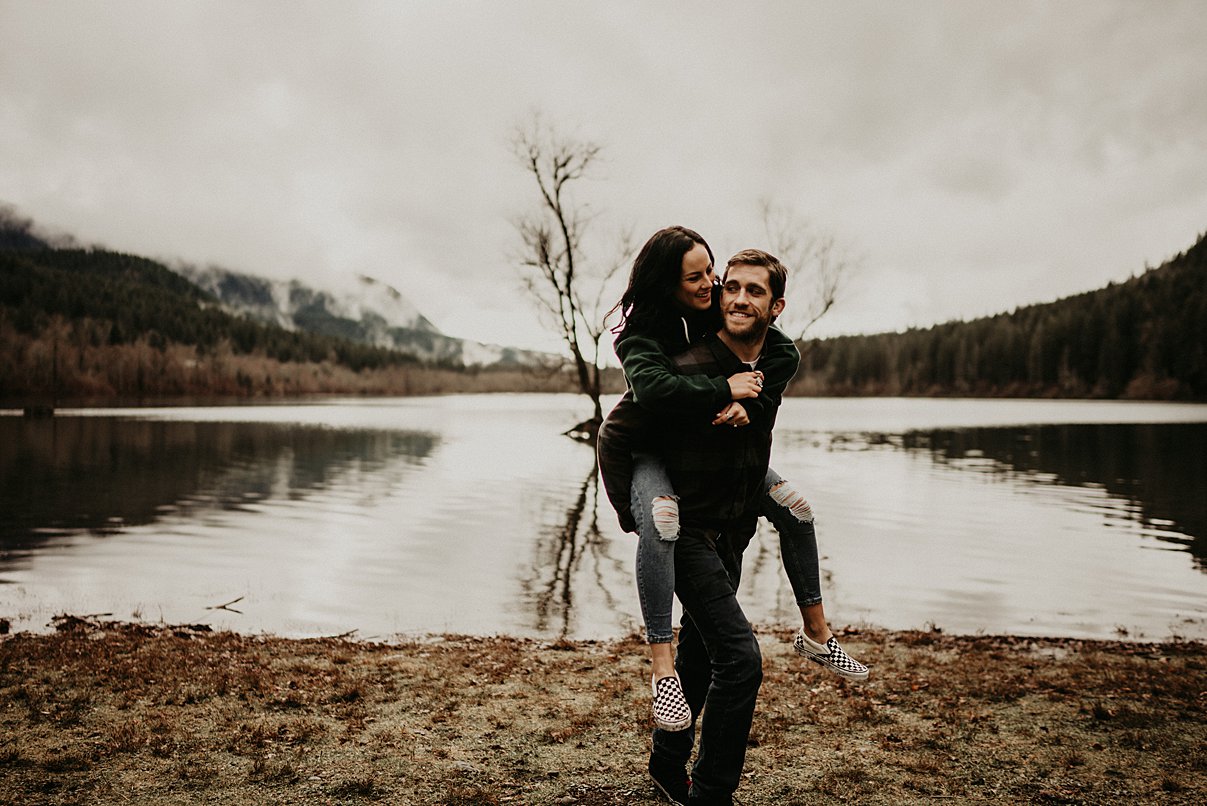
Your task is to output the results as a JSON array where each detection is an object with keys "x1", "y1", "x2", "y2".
[{"x1": 651, "y1": 526, "x2": 762, "y2": 802}]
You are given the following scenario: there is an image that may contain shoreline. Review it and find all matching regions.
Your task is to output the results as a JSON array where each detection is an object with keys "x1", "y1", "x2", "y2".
[
  {"x1": 3, "y1": 612, "x2": 1203, "y2": 646},
  {"x1": 2, "y1": 618, "x2": 1204, "y2": 804}
]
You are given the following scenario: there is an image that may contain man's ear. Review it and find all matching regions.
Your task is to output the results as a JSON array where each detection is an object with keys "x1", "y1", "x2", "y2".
[{"x1": 770, "y1": 298, "x2": 786, "y2": 319}]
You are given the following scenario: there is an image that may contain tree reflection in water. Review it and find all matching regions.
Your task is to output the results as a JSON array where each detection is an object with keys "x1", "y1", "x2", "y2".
[
  {"x1": 897, "y1": 423, "x2": 1207, "y2": 571},
  {"x1": 520, "y1": 455, "x2": 630, "y2": 639},
  {"x1": 0, "y1": 417, "x2": 438, "y2": 552}
]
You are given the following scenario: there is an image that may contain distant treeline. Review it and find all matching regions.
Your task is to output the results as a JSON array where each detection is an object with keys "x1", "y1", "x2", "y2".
[
  {"x1": 792, "y1": 231, "x2": 1207, "y2": 400},
  {"x1": 0, "y1": 248, "x2": 581, "y2": 402}
]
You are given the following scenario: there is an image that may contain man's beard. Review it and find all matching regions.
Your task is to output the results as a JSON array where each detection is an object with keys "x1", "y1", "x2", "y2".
[{"x1": 723, "y1": 308, "x2": 771, "y2": 343}]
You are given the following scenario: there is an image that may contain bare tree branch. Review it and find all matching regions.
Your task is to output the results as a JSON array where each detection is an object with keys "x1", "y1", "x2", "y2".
[
  {"x1": 511, "y1": 115, "x2": 620, "y2": 439},
  {"x1": 758, "y1": 198, "x2": 860, "y2": 342}
]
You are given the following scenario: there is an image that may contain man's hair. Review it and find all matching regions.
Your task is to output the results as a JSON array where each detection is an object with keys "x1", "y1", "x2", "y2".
[{"x1": 724, "y1": 249, "x2": 788, "y2": 299}]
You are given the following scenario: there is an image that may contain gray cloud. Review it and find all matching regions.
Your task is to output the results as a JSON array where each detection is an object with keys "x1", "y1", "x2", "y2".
[{"x1": 2, "y1": 0, "x2": 1205, "y2": 351}]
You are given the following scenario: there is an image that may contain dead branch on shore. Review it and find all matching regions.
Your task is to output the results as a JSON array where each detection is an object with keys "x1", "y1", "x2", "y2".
[{"x1": 205, "y1": 596, "x2": 245, "y2": 614}]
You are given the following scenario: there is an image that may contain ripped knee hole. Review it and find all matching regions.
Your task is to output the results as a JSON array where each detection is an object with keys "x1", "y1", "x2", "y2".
[
  {"x1": 769, "y1": 481, "x2": 814, "y2": 522},
  {"x1": 650, "y1": 496, "x2": 680, "y2": 540}
]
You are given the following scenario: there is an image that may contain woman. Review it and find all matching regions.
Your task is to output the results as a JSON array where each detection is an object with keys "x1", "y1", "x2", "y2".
[{"x1": 598, "y1": 225, "x2": 867, "y2": 732}]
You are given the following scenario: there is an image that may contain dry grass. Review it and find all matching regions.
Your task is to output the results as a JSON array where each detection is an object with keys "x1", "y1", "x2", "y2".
[{"x1": 0, "y1": 618, "x2": 1204, "y2": 804}]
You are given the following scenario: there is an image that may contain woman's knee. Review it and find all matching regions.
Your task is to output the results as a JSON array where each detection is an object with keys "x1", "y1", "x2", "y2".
[
  {"x1": 631, "y1": 456, "x2": 681, "y2": 541},
  {"x1": 766, "y1": 477, "x2": 814, "y2": 523},
  {"x1": 649, "y1": 496, "x2": 680, "y2": 540}
]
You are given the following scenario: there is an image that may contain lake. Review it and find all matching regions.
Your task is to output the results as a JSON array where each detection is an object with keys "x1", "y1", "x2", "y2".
[{"x1": 2, "y1": 395, "x2": 1205, "y2": 642}]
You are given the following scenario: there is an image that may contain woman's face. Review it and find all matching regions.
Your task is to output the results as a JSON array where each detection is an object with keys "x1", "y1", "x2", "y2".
[{"x1": 671, "y1": 243, "x2": 715, "y2": 313}]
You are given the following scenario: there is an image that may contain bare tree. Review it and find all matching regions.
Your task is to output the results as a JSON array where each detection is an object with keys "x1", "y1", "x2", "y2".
[
  {"x1": 758, "y1": 198, "x2": 859, "y2": 342},
  {"x1": 512, "y1": 117, "x2": 627, "y2": 441}
]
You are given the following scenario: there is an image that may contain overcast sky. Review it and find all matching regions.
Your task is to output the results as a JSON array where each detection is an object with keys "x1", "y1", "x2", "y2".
[{"x1": 3, "y1": 1, "x2": 1205, "y2": 353}]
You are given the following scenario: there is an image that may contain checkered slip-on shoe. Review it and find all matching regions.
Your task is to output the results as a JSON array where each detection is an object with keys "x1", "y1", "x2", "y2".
[
  {"x1": 793, "y1": 630, "x2": 869, "y2": 681},
  {"x1": 651, "y1": 673, "x2": 692, "y2": 731}
]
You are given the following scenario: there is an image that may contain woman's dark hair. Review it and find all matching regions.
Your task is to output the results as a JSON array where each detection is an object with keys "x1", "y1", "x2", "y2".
[{"x1": 606, "y1": 225, "x2": 715, "y2": 340}]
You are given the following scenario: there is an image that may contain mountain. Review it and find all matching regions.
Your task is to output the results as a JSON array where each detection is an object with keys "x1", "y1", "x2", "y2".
[
  {"x1": 0, "y1": 245, "x2": 582, "y2": 400},
  {"x1": 0, "y1": 247, "x2": 409, "y2": 369},
  {"x1": 0, "y1": 203, "x2": 554, "y2": 370},
  {"x1": 176, "y1": 264, "x2": 550, "y2": 368}
]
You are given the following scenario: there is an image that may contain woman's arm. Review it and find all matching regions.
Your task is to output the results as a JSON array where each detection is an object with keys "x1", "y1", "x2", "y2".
[{"x1": 617, "y1": 333, "x2": 732, "y2": 416}]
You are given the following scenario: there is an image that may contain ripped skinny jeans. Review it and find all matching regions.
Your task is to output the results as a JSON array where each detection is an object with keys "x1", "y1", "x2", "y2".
[{"x1": 632, "y1": 453, "x2": 822, "y2": 644}]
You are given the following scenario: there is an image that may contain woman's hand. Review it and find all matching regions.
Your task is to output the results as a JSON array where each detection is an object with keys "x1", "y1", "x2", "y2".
[
  {"x1": 726, "y1": 371, "x2": 765, "y2": 400},
  {"x1": 712, "y1": 401, "x2": 750, "y2": 427}
]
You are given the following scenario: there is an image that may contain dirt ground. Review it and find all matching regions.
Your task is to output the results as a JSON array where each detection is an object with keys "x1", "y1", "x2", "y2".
[{"x1": 1, "y1": 617, "x2": 1204, "y2": 805}]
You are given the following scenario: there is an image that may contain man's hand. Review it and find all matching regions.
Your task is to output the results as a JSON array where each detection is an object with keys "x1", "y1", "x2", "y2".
[
  {"x1": 712, "y1": 401, "x2": 750, "y2": 427},
  {"x1": 726, "y1": 371, "x2": 765, "y2": 400}
]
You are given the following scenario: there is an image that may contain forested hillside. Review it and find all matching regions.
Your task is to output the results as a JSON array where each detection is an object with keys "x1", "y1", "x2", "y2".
[
  {"x1": 0, "y1": 248, "x2": 573, "y2": 402},
  {"x1": 794, "y1": 231, "x2": 1207, "y2": 400},
  {"x1": 1, "y1": 249, "x2": 421, "y2": 369}
]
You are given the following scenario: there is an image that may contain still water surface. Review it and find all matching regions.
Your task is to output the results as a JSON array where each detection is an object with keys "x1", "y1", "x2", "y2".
[{"x1": 2, "y1": 395, "x2": 1205, "y2": 641}]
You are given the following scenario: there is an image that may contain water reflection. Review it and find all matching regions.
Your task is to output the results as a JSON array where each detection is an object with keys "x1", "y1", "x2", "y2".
[
  {"x1": 1, "y1": 397, "x2": 1204, "y2": 641},
  {"x1": 519, "y1": 460, "x2": 627, "y2": 638},
  {"x1": 0, "y1": 417, "x2": 439, "y2": 552},
  {"x1": 892, "y1": 423, "x2": 1207, "y2": 570}
]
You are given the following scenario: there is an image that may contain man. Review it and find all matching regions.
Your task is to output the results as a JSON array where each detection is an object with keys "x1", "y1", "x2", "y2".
[{"x1": 643, "y1": 249, "x2": 789, "y2": 805}]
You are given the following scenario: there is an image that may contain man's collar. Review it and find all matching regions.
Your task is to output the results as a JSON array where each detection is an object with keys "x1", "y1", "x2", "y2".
[
  {"x1": 705, "y1": 331, "x2": 763, "y2": 370},
  {"x1": 714, "y1": 328, "x2": 765, "y2": 364}
]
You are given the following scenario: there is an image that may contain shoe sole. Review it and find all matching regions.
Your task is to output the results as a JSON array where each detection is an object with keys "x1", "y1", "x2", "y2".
[
  {"x1": 795, "y1": 646, "x2": 870, "y2": 681},
  {"x1": 653, "y1": 715, "x2": 692, "y2": 731}
]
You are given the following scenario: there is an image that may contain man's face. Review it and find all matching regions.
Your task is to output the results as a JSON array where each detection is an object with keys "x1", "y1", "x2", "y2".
[{"x1": 720, "y1": 263, "x2": 784, "y2": 342}]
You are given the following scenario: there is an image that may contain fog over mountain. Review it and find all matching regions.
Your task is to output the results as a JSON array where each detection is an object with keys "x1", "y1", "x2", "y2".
[
  {"x1": 1, "y1": 202, "x2": 554, "y2": 369},
  {"x1": 177, "y1": 264, "x2": 553, "y2": 368}
]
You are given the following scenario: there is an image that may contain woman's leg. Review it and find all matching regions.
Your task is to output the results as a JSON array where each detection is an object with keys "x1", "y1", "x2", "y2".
[
  {"x1": 632, "y1": 453, "x2": 679, "y2": 668},
  {"x1": 631, "y1": 453, "x2": 691, "y2": 730},
  {"x1": 760, "y1": 467, "x2": 823, "y2": 626},
  {"x1": 761, "y1": 467, "x2": 869, "y2": 681}
]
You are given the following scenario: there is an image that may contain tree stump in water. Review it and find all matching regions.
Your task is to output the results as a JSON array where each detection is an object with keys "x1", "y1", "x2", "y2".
[{"x1": 564, "y1": 416, "x2": 601, "y2": 444}]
